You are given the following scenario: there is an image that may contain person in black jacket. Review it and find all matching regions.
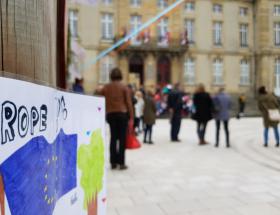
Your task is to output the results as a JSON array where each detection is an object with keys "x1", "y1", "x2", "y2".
[
  {"x1": 192, "y1": 84, "x2": 213, "y2": 145},
  {"x1": 168, "y1": 83, "x2": 184, "y2": 142}
]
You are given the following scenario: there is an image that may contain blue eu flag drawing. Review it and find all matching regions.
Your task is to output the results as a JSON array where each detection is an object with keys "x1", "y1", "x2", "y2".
[{"x1": 0, "y1": 130, "x2": 77, "y2": 215}]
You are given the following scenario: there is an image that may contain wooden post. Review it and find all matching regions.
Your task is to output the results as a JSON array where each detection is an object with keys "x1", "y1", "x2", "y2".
[{"x1": 57, "y1": 0, "x2": 67, "y2": 89}]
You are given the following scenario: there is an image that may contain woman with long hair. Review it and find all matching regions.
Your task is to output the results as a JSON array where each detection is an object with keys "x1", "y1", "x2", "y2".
[
  {"x1": 258, "y1": 86, "x2": 280, "y2": 147},
  {"x1": 192, "y1": 84, "x2": 213, "y2": 145}
]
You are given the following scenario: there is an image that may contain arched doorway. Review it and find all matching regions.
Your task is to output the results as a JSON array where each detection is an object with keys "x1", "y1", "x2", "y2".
[
  {"x1": 129, "y1": 55, "x2": 144, "y2": 85},
  {"x1": 157, "y1": 55, "x2": 171, "y2": 86}
]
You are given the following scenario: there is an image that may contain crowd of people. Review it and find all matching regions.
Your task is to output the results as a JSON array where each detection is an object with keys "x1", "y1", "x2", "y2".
[{"x1": 73, "y1": 68, "x2": 280, "y2": 170}]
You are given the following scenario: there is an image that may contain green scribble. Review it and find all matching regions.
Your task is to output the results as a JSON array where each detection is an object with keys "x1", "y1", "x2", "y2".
[{"x1": 78, "y1": 129, "x2": 105, "y2": 209}]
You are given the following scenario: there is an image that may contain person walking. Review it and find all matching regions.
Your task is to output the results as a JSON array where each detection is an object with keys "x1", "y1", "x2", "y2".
[
  {"x1": 237, "y1": 94, "x2": 246, "y2": 119},
  {"x1": 213, "y1": 88, "x2": 232, "y2": 148},
  {"x1": 192, "y1": 84, "x2": 213, "y2": 145},
  {"x1": 258, "y1": 86, "x2": 280, "y2": 147},
  {"x1": 143, "y1": 91, "x2": 157, "y2": 144},
  {"x1": 99, "y1": 68, "x2": 134, "y2": 170},
  {"x1": 134, "y1": 91, "x2": 145, "y2": 134},
  {"x1": 168, "y1": 83, "x2": 184, "y2": 142}
]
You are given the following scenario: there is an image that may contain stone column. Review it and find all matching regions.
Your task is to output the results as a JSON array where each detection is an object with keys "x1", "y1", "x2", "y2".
[{"x1": 144, "y1": 54, "x2": 157, "y2": 90}]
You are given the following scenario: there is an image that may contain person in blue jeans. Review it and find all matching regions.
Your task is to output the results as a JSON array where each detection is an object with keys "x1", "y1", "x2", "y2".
[
  {"x1": 258, "y1": 86, "x2": 280, "y2": 147},
  {"x1": 213, "y1": 88, "x2": 232, "y2": 148}
]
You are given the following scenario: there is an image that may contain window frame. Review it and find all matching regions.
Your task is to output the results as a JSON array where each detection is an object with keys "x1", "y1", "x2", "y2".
[
  {"x1": 130, "y1": 15, "x2": 142, "y2": 45},
  {"x1": 101, "y1": 13, "x2": 114, "y2": 40},
  {"x1": 184, "y1": 19, "x2": 195, "y2": 44},
  {"x1": 184, "y1": 58, "x2": 195, "y2": 84},
  {"x1": 69, "y1": 10, "x2": 79, "y2": 38},
  {"x1": 274, "y1": 22, "x2": 280, "y2": 47},
  {"x1": 213, "y1": 4, "x2": 223, "y2": 14},
  {"x1": 274, "y1": 5, "x2": 280, "y2": 16},
  {"x1": 240, "y1": 59, "x2": 250, "y2": 85},
  {"x1": 99, "y1": 56, "x2": 114, "y2": 84},
  {"x1": 185, "y1": 2, "x2": 195, "y2": 12},
  {"x1": 130, "y1": 0, "x2": 141, "y2": 7},
  {"x1": 239, "y1": 7, "x2": 248, "y2": 16},
  {"x1": 213, "y1": 21, "x2": 223, "y2": 46},
  {"x1": 213, "y1": 58, "x2": 223, "y2": 85},
  {"x1": 240, "y1": 23, "x2": 249, "y2": 47},
  {"x1": 158, "y1": 0, "x2": 168, "y2": 9}
]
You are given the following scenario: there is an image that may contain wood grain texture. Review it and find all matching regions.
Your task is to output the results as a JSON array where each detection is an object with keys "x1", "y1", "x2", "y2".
[{"x1": 0, "y1": 0, "x2": 57, "y2": 85}]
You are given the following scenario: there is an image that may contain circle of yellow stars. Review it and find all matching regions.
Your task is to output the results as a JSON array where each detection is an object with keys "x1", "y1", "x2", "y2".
[{"x1": 44, "y1": 155, "x2": 58, "y2": 205}]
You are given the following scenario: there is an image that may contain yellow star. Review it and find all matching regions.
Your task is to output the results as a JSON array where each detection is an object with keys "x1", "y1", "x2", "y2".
[{"x1": 45, "y1": 174, "x2": 48, "y2": 179}]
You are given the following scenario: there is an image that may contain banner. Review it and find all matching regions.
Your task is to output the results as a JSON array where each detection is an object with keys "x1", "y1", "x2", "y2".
[{"x1": 0, "y1": 77, "x2": 106, "y2": 215}]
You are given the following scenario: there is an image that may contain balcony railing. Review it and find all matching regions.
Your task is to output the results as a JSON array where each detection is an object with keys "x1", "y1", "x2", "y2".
[{"x1": 116, "y1": 37, "x2": 189, "y2": 56}]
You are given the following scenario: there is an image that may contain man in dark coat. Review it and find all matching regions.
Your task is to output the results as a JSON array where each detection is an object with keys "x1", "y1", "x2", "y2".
[
  {"x1": 192, "y1": 84, "x2": 213, "y2": 145},
  {"x1": 168, "y1": 83, "x2": 184, "y2": 142}
]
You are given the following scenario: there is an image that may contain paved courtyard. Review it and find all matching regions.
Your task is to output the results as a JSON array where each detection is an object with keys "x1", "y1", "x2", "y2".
[{"x1": 107, "y1": 118, "x2": 280, "y2": 215}]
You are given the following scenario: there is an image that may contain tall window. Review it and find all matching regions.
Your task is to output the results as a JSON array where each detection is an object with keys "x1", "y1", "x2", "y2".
[
  {"x1": 240, "y1": 59, "x2": 250, "y2": 85},
  {"x1": 130, "y1": 15, "x2": 142, "y2": 45},
  {"x1": 240, "y1": 24, "x2": 248, "y2": 47},
  {"x1": 184, "y1": 58, "x2": 195, "y2": 84},
  {"x1": 239, "y1": 7, "x2": 248, "y2": 16},
  {"x1": 102, "y1": 0, "x2": 113, "y2": 5},
  {"x1": 185, "y1": 19, "x2": 195, "y2": 43},
  {"x1": 275, "y1": 22, "x2": 280, "y2": 46},
  {"x1": 213, "y1": 58, "x2": 223, "y2": 85},
  {"x1": 275, "y1": 58, "x2": 280, "y2": 93},
  {"x1": 101, "y1": 13, "x2": 114, "y2": 40},
  {"x1": 274, "y1": 5, "x2": 280, "y2": 16},
  {"x1": 158, "y1": 0, "x2": 168, "y2": 9},
  {"x1": 213, "y1": 22, "x2": 222, "y2": 46},
  {"x1": 131, "y1": 0, "x2": 141, "y2": 7},
  {"x1": 185, "y1": 2, "x2": 195, "y2": 12},
  {"x1": 69, "y1": 10, "x2": 78, "y2": 38},
  {"x1": 158, "y1": 17, "x2": 169, "y2": 40},
  {"x1": 100, "y1": 57, "x2": 114, "y2": 83},
  {"x1": 213, "y1": 4, "x2": 222, "y2": 14}
]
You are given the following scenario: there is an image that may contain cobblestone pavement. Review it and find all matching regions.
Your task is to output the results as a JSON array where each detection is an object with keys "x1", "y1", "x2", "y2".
[{"x1": 107, "y1": 118, "x2": 280, "y2": 215}]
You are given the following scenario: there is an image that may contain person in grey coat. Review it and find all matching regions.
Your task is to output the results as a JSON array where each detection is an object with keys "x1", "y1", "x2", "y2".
[{"x1": 213, "y1": 88, "x2": 232, "y2": 148}]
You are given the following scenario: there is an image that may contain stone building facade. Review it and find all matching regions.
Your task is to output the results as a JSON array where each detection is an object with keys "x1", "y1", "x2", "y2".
[{"x1": 68, "y1": 0, "x2": 280, "y2": 96}]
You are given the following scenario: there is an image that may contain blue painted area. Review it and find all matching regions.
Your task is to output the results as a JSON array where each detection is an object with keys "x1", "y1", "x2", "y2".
[
  {"x1": 0, "y1": 130, "x2": 77, "y2": 215},
  {"x1": 86, "y1": 131, "x2": 91, "y2": 136}
]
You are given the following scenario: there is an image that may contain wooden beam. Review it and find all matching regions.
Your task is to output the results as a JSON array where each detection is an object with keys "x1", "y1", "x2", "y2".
[{"x1": 56, "y1": 0, "x2": 66, "y2": 89}]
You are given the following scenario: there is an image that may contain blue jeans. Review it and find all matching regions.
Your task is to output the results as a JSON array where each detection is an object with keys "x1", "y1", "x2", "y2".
[{"x1": 264, "y1": 126, "x2": 280, "y2": 145}]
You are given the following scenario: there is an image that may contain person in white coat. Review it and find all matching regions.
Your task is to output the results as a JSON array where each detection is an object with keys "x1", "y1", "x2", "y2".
[{"x1": 134, "y1": 91, "x2": 145, "y2": 134}]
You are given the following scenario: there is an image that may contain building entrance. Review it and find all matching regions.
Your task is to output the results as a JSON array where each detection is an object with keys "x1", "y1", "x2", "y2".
[
  {"x1": 129, "y1": 55, "x2": 144, "y2": 86},
  {"x1": 157, "y1": 55, "x2": 171, "y2": 87}
]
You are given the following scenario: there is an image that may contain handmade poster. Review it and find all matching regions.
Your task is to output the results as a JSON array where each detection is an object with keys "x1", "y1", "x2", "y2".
[{"x1": 0, "y1": 77, "x2": 106, "y2": 215}]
